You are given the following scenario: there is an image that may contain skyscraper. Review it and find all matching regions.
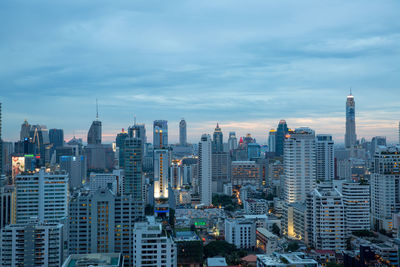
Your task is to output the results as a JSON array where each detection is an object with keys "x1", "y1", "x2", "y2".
[
  {"x1": 345, "y1": 92, "x2": 357, "y2": 148},
  {"x1": 316, "y1": 134, "x2": 334, "y2": 182},
  {"x1": 0, "y1": 103, "x2": 2, "y2": 175},
  {"x1": 228, "y1": 131, "x2": 238, "y2": 151},
  {"x1": 275, "y1": 120, "x2": 288, "y2": 157},
  {"x1": 212, "y1": 123, "x2": 223, "y2": 153},
  {"x1": 179, "y1": 119, "x2": 187, "y2": 146},
  {"x1": 128, "y1": 123, "x2": 146, "y2": 149},
  {"x1": 153, "y1": 120, "x2": 168, "y2": 149},
  {"x1": 268, "y1": 129, "x2": 276, "y2": 153},
  {"x1": 49, "y1": 128, "x2": 64, "y2": 148},
  {"x1": 198, "y1": 134, "x2": 212, "y2": 206},
  {"x1": 115, "y1": 131, "x2": 129, "y2": 168},
  {"x1": 87, "y1": 120, "x2": 102, "y2": 145},
  {"x1": 20, "y1": 119, "x2": 31, "y2": 141},
  {"x1": 123, "y1": 137, "x2": 143, "y2": 200},
  {"x1": 153, "y1": 149, "x2": 169, "y2": 199},
  {"x1": 284, "y1": 127, "x2": 316, "y2": 204}
]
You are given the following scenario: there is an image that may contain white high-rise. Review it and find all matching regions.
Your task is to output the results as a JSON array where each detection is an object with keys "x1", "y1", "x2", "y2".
[
  {"x1": 306, "y1": 187, "x2": 346, "y2": 251},
  {"x1": 342, "y1": 181, "x2": 370, "y2": 235},
  {"x1": 371, "y1": 145, "x2": 400, "y2": 231},
  {"x1": 268, "y1": 129, "x2": 276, "y2": 153},
  {"x1": 198, "y1": 134, "x2": 212, "y2": 206},
  {"x1": 154, "y1": 149, "x2": 169, "y2": 199},
  {"x1": 316, "y1": 134, "x2": 334, "y2": 182},
  {"x1": 15, "y1": 168, "x2": 68, "y2": 224},
  {"x1": 225, "y1": 218, "x2": 256, "y2": 250},
  {"x1": 133, "y1": 216, "x2": 177, "y2": 267},
  {"x1": 284, "y1": 127, "x2": 316, "y2": 204}
]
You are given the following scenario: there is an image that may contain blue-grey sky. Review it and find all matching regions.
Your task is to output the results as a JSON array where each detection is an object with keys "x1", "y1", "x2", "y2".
[{"x1": 1, "y1": 0, "x2": 399, "y2": 144}]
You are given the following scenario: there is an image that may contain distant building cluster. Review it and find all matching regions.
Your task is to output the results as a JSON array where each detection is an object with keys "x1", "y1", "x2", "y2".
[{"x1": 0, "y1": 93, "x2": 400, "y2": 266}]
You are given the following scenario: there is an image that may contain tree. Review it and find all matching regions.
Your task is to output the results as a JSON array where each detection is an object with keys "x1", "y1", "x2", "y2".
[
  {"x1": 286, "y1": 241, "x2": 299, "y2": 252},
  {"x1": 204, "y1": 240, "x2": 236, "y2": 258}
]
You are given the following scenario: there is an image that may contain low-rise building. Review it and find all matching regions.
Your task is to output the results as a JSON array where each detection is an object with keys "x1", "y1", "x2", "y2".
[
  {"x1": 256, "y1": 252, "x2": 318, "y2": 267},
  {"x1": 244, "y1": 199, "x2": 268, "y2": 215},
  {"x1": 225, "y1": 218, "x2": 256, "y2": 250},
  {"x1": 62, "y1": 253, "x2": 123, "y2": 267},
  {"x1": 256, "y1": 228, "x2": 279, "y2": 254}
]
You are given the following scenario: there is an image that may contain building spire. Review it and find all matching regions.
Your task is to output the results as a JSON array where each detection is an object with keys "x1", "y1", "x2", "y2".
[
  {"x1": 96, "y1": 98, "x2": 99, "y2": 120},
  {"x1": 134, "y1": 115, "x2": 137, "y2": 125},
  {"x1": 349, "y1": 87, "x2": 352, "y2": 96}
]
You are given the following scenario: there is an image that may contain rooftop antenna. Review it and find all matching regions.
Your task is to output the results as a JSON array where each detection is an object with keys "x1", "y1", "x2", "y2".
[
  {"x1": 349, "y1": 87, "x2": 352, "y2": 96},
  {"x1": 96, "y1": 99, "x2": 99, "y2": 120},
  {"x1": 134, "y1": 115, "x2": 137, "y2": 125}
]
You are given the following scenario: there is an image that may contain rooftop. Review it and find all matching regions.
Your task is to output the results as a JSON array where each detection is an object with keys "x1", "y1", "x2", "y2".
[{"x1": 62, "y1": 253, "x2": 123, "y2": 267}]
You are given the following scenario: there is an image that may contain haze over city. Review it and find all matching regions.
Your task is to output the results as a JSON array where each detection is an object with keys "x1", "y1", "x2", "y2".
[{"x1": 1, "y1": 0, "x2": 400, "y2": 143}]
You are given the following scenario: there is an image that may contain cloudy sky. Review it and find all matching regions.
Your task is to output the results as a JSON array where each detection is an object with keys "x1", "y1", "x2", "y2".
[{"x1": 1, "y1": 0, "x2": 399, "y2": 144}]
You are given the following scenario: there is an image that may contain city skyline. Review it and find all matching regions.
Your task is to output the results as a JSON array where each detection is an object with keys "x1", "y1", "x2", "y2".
[{"x1": 1, "y1": 1, "x2": 399, "y2": 143}]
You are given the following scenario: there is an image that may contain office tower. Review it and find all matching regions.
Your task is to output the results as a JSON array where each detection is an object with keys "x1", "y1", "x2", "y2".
[
  {"x1": 89, "y1": 171, "x2": 120, "y2": 193},
  {"x1": 30, "y1": 124, "x2": 51, "y2": 164},
  {"x1": 59, "y1": 155, "x2": 86, "y2": 189},
  {"x1": 0, "y1": 222, "x2": 63, "y2": 267},
  {"x1": 371, "y1": 146, "x2": 400, "y2": 231},
  {"x1": 198, "y1": 134, "x2": 212, "y2": 206},
  {"x1": 268, "y1": 129, "x2": 276, "y2": 153},
  {"x1": 284, "y1": 127, "x2": 316, "y2": 204},
  {"x1": 316, "y1": 134, "x2": 334, "y2": 182},
  {"x1": 20, "y1": 119, "x2": 31, "y2": 140},
  {"x1": 68, "y1": 189, "x2": 144, "y2": 267},
  {"x1": 212, "y1": 123, "x2": 223, "y2": 153},
  {"x1": 133, "y1": 217, "x2": 177, "y2": 267},
  {"x1": 275, "y1": 120, "x2": 288, "y2": 156},
  {"x1": 49, "y1": 128, "x2": 64, "y2": 148},
  {"x1": 342, "y1": 181, "x2": 370, "y2": 235},
  {"x1": 84, "y1": 143, "x2": 114, "y2": 172},
  {"x1": 153, "y1": 120, "x2": 168, "y2": 149},
  {"x1": 225, "y1": 218, "x2": 256, "y2": 250},
  {"x1": 153, "y1": 149, "x2": 169, "y2": 200},
  {"x1": 87, "y1": 121, "x2": 102, "y2": 145},
  {"x1": 398, "y1": 122, "x2": 400, "y2": 144},
  {"x1": 228, "y1": 131, "x2": 238, "y2": 151},
  {"x1": 231, "y1": 161, "x2": 262, "y2": 188},
  {"x1": 124, "y1": 137, "x2": 143, "y2": 200},
  {"x1": 179, "y1": 118, "x2": 187, "y2": 146},
  {"x1": 115, "y1": 131, "x2": 128, "y2": 168},
  {"x1": 305, "y1": 187, "x2": 346, "y2": 251},
  {"x1": 345, "y1": 92, "x2": 357, "y2": 148},
  {"x1": 247, "y1": 143, "x2": 261, "y2": 159},
  {"x1": 128, "y1": 123, "x2": 146, "y2": 150},
  {"x1": 0, "y1": 183, "x2": 14, "y2": 230},
  {"x1": 15, "y1": 168, "x2": 68, "y2": 224},
  {"x1": 211, "y1": 152, "x2": 230, "y2": 193}
]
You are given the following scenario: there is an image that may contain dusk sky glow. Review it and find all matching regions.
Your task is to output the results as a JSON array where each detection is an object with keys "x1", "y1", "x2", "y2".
[{"x1": 1, "y1": 0, "x2": 399, "y2": 144}]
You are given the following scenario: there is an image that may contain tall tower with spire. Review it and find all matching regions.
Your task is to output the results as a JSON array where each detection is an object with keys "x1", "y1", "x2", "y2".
[
  {"x1": 87, "y1": 100, "x2": 102, "y2": 145},
  {"x1": 212, "y1": 123, "x2": 223, "y2": 153},
  {"x1": 345, "y1": 91, "x2": 357, "y2": 148}
]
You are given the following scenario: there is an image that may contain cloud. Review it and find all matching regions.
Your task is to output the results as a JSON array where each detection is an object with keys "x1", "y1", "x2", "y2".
[{"x1": 0, "y1": 0, "x2": 399, "y2": 144}]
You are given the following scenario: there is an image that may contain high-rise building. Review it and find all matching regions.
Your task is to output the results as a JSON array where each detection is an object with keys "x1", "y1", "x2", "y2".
[
  {"x1": 115, "y1": 131, "x2": 129, "y2": 168},
  {"x1": 316, "y1": 134, "x2": 334, "y2": 182},
  {"x1": 198, "y1": 134, "x2": 212, "y2": 206},
  {"x1": 370, "y1": 136, "x2": 386, "y2": 156},
  {"x1": 212, "y1": 123, "x2": 223, "y2": 153},
  {"x1": 342, "y1": 181, "x2": 370, "y2": 235},
  {"x1": 268, "y1": 129, "x2": 276, "y2": 153},
  {"x1": 225, "y1": 218, "x2": 256, "y2": 250},
  {"x1": 68, "y1": 189, "x2": 144, "y2": 267},
  {"x1": 0, "y1": 182, "x2": 14, "y2": 230},
  {"x1": 179, "y1": 119, "x2": 187, "y2": 146},
  {"x1": 59, "y1": 155, "x2": 86, "y2": 189},
  {"x1": 30, "y1": 124, "x2": 51, "y2": 164},
  {"x1": 0, "y1": 222, "x2": 63, "y2": 267},
  {"x1": 87, "y1": 120, "x2": 102, "y2": 145},
  {"x1": 123, "y1": 137, "x2": 143, "y2": 200},
  {"x1": 371, "y1": 146, "x2": 400, "y2": 231},
  {"x1": 49, "y1": 128, "x2": 64, "y2": 148},
  {"x1": 247, "y1": 143, "x2": 261, "y2": 159},
  {"x1": 305, "y1": 186, "x2": 346, "y2": 251},
  {"x1": 15, "y1": 168, "x2": 68, "y2": 224},
  {"x1": 398, "y1": 122, "x2": 400, "y2": 144},
  {"x1": 20, "y1": 119, "x2": 31, "y2": 141},
  {"x1": 133, "y1": 216, "x2": 177, "y2": 267},
  {"x1": 345, "y1": 92, "x2": 357, "y2": 148},
  {"x1": 275, "y1": 120, "x2": 288, "y2": 157},
  {"x1": 153, "y1": 120, "x2": 168, "y2": 149},
  {"x1": 228, "y1": 131, "x2": 238, "y2": 151},
  {"x1": 128, "y1": 123, "x2": 146, "y2": 151},
  {"x1": 284, "y1": 127, "x2": 316, "y2": 204},
  {"x1": 211, "y1": 152, "x2": 230, "y2": 193},
  {"x1": 153, "y1": 149, "x2": 169, "y2": 199}
]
